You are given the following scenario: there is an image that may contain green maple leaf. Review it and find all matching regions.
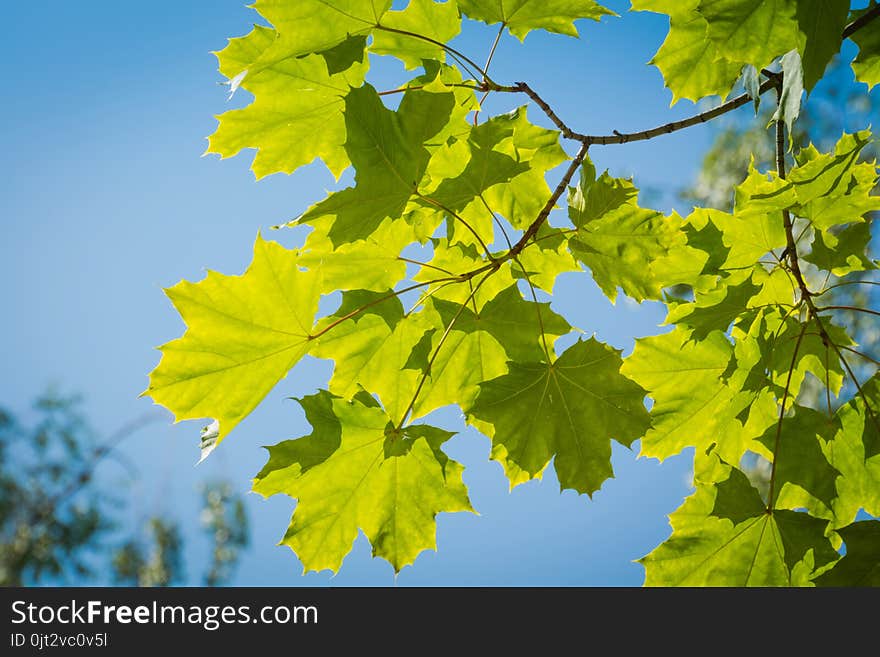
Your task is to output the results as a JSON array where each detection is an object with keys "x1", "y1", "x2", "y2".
[
  {"x1": 666, "y1": 271, "x2": 761, "y2": 340},
  {"x1": 297, "y1": 83, "x2": 455, "y2": 246},
  {"x1": 468, "y1": 338, "x2": 650, "y2": 495},
  {"x1": 512, "y1": 224, "x2": 580, "y2": 293},
  {"x1": 247, "y1": 0, "x2": 390, "y2": 73},
  {"x1": 310, "y1": 297, "x2": 434, "y2": 421},
  {"x1": 818, "y1": 378, "x2": 880, "y2": 526},
  {"x1": 755, "y1": 406, "x2": 842, "y2": 510},
  {"x1": 567, "y1": 164, "x2": 686, "y2": 302},
  {"x1": 666, "y1": 208, "x2": 730, "y2": 287},
  {"x1": 145, "y1": 235, "x2": 320, "y2": 459},
  {"x1": 805, "y1": 222, "x2": 876, "y2": 276},
  {"x1": 426, "y1": 111, "x2": 532, "y2": 241},
  {"x1": 432, "y1": 285, "x2": 572, "y2": 363},
  {"x1": 621, "y1": 328, "x2": 765, "y2": 463},
  {"x1": 641, "y1": 466, "x2": 837, "y2": 586},
  {"x1": 696, "y1": 0, "x2": 800, "y2": 73},
  {"x1": 403, "y1": 286, "x2": 572, "y2": 419},
  {"x1": 293, "y1": 216, "x2": 412, "y2": 293},
  {"x1": 815, "y1": 520, "x2": 880, "y2": 586},
  {"x1": 370, "y1": 0, "x2": 461, "y2": 69},
  {"x1": 254, "y1": 391, "x2": 473, "y2": 573},
  {"x1": 412, "y1": 240, "x2": 517, "y2": 310},
  {"x1": 756, "y1": 311, "x2": 848, "y2": 398},
  {"x1": 795, "y1": 0, "x2": 849, "y2": 91},
  {"x1": 481, "y1": 109, "x2": 568, "y2": 230},
  {"x1": 632, "y1": 0, "x2": 743, "y2": 104},
  {"x1": 423, "y1": 107, "x2": 566, "y2": 246},
  {"x1": 789, "y1": 131, "x2": 873, "y2": 205},
  {"x1": 792, "y1": 133, "x2": 880, "y2": 231},
  {"x1": 566, "y1": 159, "x2": 637, "y2": 226},
  {"x1": 850, "y1": 3, "x2": 880, "y2": 89},
  {"x1": 732, "y1": 162, "x2": 797, "y2": 217},
  {"x1": 713, "y1": 210, "x2": 787, "y2": 271},
  {"x1": 410, "y1": 320, "x2": 509, "y2": 418},
  {"x1": 207, "y1": 27, "x2": 368, "y2": 179},
  {"x1": 458, "y1": 0, "x2": 616, "y2": 40}
]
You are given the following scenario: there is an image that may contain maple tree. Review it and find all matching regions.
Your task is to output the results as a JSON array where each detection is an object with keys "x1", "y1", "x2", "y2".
[{"x1": 145, "y1": 0, "x2": 880, "y2": 585}]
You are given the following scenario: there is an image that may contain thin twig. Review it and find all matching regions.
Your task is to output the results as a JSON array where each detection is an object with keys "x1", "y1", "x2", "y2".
[
  {"x1": 815, "y1": 279, "x2": 880, "y2": 296},
  {"x1": 418, "y1": 193, "x2": 494, "y2": 260},
  {"x1": 310, "y1": 279, "x2": 454, "y2": 340},
  {"x1": 840, "y1": 344, "x2": 880, "y2": 368},
  {"x1": 375, "y1": 24, "x2": 490, "y2": 82},
  {"x1": 379, "y1": 83, "x2": 480, "y2": 96},
  {"x1": 397, "y1": 256, "x2": 454, "y2": 276},
  {"x1": 474, "y1": 24, "x2": 505, "y2": 125},
  {"x1": 816, "y1": 305, "x2": 880, "y2": 319}
]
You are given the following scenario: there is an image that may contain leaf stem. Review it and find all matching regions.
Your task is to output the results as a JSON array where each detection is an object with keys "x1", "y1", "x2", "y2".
[
  {"x1": 765, "y1": 320, "x2": 809, "y2": 512},
  {"x1": 378, "y1": 83, "x2": 480, "y2": 96},
  {"x1": 398, "y1": 270, "x2": 493, "y2": 427},
  {"x1": 474, "y1": 24, "x2": 506, "y2": 125},
  {"x1": 374, "y1": 24, "x2": 491, "y2": 83},
  {"x1": 397, "y1": 256, "x2": 454, "y2": 276},
  {"x1": 417, "y1": 193, "x2": 495, "y2": 260},
  {"x1": 310, "y1": 279, "x2": 451, "y2": 340},
  {"x1": 840, "y1": 344, "x2": 880, "y2": 368}
]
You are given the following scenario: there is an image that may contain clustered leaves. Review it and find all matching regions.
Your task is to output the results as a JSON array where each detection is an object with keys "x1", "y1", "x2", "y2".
[{"x1": 146, "y1": 0, "x2": 880, "y2": 585}]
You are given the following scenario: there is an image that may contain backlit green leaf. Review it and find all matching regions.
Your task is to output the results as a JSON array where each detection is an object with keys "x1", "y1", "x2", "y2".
[
  {"x1": 458, "y1": 0, "x2": 615, "y2": 40},
  {"x1": 254, "y1": 391, "x2": 473, "y2": 573},
  {"x1": 469, "y1": 338, "x2": 650, "y2": 495},
  {"x1": 145, "y1": 235, "x2": 320, "y2": 458}
]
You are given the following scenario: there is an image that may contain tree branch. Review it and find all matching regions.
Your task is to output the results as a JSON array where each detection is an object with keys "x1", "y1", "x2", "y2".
[
  {"x1": 509, "y1": 142, "x2": 590, "y2": 257},
  {"x1": 843, "y1": 3, "x2": 880, "y2": 39}
]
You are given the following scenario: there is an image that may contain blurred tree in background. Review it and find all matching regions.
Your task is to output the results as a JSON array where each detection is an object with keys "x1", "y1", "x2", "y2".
[{"x1": 0, "y1": 390, "x2": 249, "y2": 587}]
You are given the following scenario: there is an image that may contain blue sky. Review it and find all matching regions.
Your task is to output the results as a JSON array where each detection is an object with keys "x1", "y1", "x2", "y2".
[{"x1": 1, "y1": 0, "x2": 815, "y2": 585}]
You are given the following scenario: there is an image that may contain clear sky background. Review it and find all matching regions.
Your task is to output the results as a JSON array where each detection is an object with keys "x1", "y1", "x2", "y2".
[{"x1": 5, "y1": 0, "x2": 865, "y2": 586}]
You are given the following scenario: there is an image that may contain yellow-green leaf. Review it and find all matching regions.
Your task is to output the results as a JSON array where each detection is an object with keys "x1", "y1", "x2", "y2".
[{"x1": 145, "y1": 235, "x2": 321, "y2": 458}]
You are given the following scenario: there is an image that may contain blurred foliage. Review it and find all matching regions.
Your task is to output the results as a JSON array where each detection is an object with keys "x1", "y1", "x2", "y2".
[
  {"x1": 200, "y1": 481, "x2": 249, "y2": 587},
  {"x1": 0, "y1": 390, "x2": 249, "y2": 587},
  {"x1": 113, "y1": 518, "x2": 184, "y2": 587}
]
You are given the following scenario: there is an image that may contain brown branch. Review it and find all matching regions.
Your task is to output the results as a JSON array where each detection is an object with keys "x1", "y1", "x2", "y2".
[
  {"x1": 509, "y1": 142, "x2": 590, "y2": 257},
  {"x1": 774, "y1": 116, "x2": 814, "y2": 309},
  {"x1": 843, "y1": 4, "x2": 880, "y2": 38},
  {"x1": 512, "y1": 82, "x2": 580, "y2": 139},
  {"x1": 490, "y1": 78, "x2": 780, "y2": 145}
]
